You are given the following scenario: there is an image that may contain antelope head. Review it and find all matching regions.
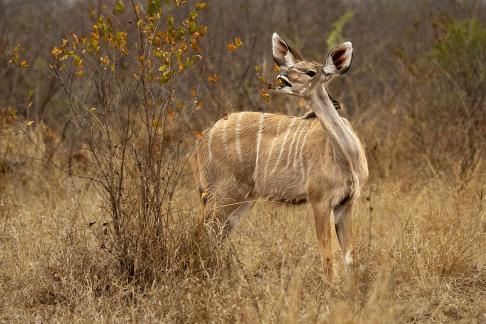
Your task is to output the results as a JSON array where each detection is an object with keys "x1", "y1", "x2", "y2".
[{"x1": 272, "y1": 33, "x2": 353, "y2": 98}]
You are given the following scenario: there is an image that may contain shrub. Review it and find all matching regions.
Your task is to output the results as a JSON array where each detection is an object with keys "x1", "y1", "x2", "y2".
[{"x1": 49, "y1": 0, "x2": 220, "y2": 288}]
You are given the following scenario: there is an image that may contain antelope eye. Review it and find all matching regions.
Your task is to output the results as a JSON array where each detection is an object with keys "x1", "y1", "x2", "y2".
[{"x1": 305, "y1": 70, "x2": 317, "y2": 77}]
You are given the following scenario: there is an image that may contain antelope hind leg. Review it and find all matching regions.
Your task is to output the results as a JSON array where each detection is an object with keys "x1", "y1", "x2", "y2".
[
  {"x1": 202, "y1": 184, "x2": 253, "y2": 239},
  {"x1": 334, "y1": 200, "x2": 357, "y2": 294}
]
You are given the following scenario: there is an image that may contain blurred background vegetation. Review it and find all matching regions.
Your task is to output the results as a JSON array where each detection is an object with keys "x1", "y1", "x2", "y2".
[
  {"x1": 0, "y1": 0, "x2": 485, "y2": 322},
  {"x1": 1, "y1": 0, "x2": 485, "y2": 181}
]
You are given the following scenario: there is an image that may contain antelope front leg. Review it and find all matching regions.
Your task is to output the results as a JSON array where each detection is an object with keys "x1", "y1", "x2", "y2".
[
  {"x1": 311, "y1": 201, "x2": 333, "y2": 283},
  {"x1": 334, "y1": 201, "x2": 356, "y2": 293}
]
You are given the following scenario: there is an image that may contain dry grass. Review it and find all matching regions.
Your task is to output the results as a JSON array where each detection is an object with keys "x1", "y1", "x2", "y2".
[{"x1": 0, "y1": 119, "x2": 485, "y2": 323}]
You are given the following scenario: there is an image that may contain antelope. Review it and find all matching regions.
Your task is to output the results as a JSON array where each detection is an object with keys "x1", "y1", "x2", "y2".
[{"x1": 192, "y1": 33, "x2": 368, "y2": 285}]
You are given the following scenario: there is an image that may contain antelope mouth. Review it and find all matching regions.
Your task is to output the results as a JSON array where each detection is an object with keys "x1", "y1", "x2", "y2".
[{"x1": 277, "y1": 75, "x2": 292, "y2": 88}]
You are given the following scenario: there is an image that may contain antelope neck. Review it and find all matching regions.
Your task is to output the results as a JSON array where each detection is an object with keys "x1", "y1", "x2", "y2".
[{"x1": 307, "y1": 83, "x2": 362, "y2": 169}]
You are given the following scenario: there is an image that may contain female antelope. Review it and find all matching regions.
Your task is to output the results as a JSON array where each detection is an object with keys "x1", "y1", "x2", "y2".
[{"x1": 193, "y1": 33, "x2": 368, "y2": 284}]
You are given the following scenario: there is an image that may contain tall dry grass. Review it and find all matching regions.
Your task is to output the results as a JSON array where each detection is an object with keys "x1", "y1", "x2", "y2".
[{"x1": 0, "y1": 111, "x2": 484, "y2": 322}]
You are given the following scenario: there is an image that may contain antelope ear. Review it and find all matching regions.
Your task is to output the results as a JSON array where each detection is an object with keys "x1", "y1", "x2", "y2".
[
  {"x1": 272, "y1": 33, "x2": 302, "y2": 67},
  {"x1": 323, "y1": 41, "x2": 353, "y2": 75}
]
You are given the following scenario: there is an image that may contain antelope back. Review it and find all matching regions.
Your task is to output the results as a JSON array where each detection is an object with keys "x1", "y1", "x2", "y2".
[{"x1": 195, "y1": 112, "x2": 328, "y2": 201}]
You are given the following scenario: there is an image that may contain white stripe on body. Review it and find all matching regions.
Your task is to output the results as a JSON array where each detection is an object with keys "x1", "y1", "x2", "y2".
[
  {"x1": 271, "y1": 118, "x2": 297, "y2": 175},
  {"x1": 235, "y1": 113, "x2": 244, "y2": 162},
  {"x1": 253, "y1": 113, "x2": 265, "y2": 180},
  {"x1": 298, "y1": 125, "x2": 312, "y2": 184},
  {"x1": 292, "y1": 122, "x2": 309, "y2": 168},
  {"x1": 344, "y1": 250, "x2": 354, "y2": 266},
  {"x1": 222, "y1": 118, "x2": 228, "y2": 147},
  {"x1": 285, "y1": 120, "x2": 302, "y2": 168},
  {"x1": 263, "y1": 118, "x2": 285, "y2": 185},
  {"x1": 207, "y1": 127, "x2": 215, "y2": 161}
]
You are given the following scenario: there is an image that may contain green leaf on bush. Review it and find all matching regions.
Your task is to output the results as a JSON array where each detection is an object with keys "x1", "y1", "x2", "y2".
[
  {"x1": 326, "y1": 11, "x2": 354, "y2": 51},
  {"x1": 148, "y1": 0, "x2": 162, "y2": 16},
  {"x1": 113, "y1": 0, "x2": 125, "y2": 15}
]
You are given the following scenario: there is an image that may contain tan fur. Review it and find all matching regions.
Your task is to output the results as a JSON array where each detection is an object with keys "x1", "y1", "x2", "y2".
[{"x1": 193, "y1": 34, "x2": 368, "y2": 288}]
